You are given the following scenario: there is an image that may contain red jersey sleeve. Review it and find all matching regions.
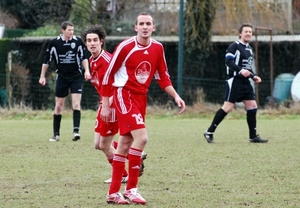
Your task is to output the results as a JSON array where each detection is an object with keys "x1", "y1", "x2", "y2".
[
  {"x1": 90, "y1": 50, "x2": 113, "y2": 97},
  {"x1": 153, "y1": 43, "x2": 172, "y2": 90}
]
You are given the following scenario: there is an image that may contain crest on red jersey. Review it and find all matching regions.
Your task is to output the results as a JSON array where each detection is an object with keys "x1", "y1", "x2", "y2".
[{"x1": 135, "y1": 61, "x2": 151, "y2": 84}]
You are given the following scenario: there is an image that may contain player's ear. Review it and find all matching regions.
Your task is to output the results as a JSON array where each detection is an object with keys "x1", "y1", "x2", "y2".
[{"x1": 153, "y1": 25, "x2": 156, "y2": 32}]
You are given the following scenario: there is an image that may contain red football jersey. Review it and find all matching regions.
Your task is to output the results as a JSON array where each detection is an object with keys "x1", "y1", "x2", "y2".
[
  {"x1": 101, "y1": 36, "x2": 172, "y2": 97},
  {"x1": 89, "y1": 50, "x2": 113, "y2": 97}
]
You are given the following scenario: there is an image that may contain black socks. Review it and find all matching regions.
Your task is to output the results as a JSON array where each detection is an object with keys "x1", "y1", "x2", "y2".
[
  {"x1": 207, "y1": 108, "x2": 227, "y2": 133},
  {"x1": 53, "y1": 114, "x2": 62, "y2": 136},
  {"x1": 73, "y1": 110, "x2": 81, "y2": 133},
  {"x1": 247, "y1": 108, "x2": 257, "y2": 139}
]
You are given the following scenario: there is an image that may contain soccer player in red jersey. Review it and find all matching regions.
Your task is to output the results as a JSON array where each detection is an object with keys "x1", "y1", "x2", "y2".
[
  {"x1": 81, "y1": 25, "x2": 129, "y2": 184},
  {"x1": 101, "y1": 12, "x2": 186, "y2": 204}
]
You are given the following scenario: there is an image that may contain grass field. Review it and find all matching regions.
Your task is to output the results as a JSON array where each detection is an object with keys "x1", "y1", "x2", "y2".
[{"x1": 1, "y1": 113, "x2": 300, "y2": 207}]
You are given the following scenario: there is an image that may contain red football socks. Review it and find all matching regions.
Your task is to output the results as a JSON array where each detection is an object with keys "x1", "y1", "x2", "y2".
[
  {"x1": 109, "y1": 154, "x2": 126, "y2": 194},
  {"x1": 126, "y1": 147, "x2": 142, "y2": 190}
]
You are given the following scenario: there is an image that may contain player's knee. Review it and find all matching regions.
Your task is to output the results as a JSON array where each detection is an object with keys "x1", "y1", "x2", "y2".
[
  {"x1": 99, "y1": 142, "x2": 111, "y2": 153},
  {"x1": 55, "y1": 105, "x2": 63, "y2": 113},
  {"x1": 140, "y1": 136, "x2": 148, "y2": 146},
  {"x1": 221, "y1": 103, "x2": 234, "y2": 113},
  {"x1": 72, "y1": 101, "x2": 81, "y2": 109}
]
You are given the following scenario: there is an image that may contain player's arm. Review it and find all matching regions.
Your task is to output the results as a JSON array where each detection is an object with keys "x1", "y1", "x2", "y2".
[
  {"x1": 39, "y1": 64, "x2": 49, "y2": 86},
  {"x1": 238, "y1": 68, "x2": 260, "y2": 82},
  {"x1": 225, "y1": 43, "x2": 242, "y2": 73},
  {"x1": 39, "y1": 41, "x2": 53, "y2": 86},
  {"x1": 79, "y1": 39, "x2": 91, "y2": 80},
  {"x1": 100, "y1": 96, "x2": 110, "y2": 123},
  {"x1": 82, "y1": 59, "x2": 91, "y2": 80},
  {"x1": 225, "y1": 44, "x2": 254, "y2": 79}
]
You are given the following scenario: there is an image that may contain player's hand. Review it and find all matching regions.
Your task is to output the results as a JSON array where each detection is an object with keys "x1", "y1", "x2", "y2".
[
  {"x1": 175, "y1": 96, "x2": 186, "y2": 114},
  {"x1": 253, "y1": 76, "x2": 262, "y2": 83},
  {"x1": 241, "y1": 69, "x2": 252, "y2": 78},
  {"x1": 84, "y1": 71, "x2": 91, "y2": 81},
  {"x1": 100, "y1": 106, "x2": 111, "y2": 123},
  {"x1": 39, "y1": 77, "x2": 46, "y2": 86}
]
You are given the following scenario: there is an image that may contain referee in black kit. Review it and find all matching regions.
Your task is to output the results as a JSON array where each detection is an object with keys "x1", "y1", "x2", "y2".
[
  {"x1": 203, "y1": 23, "x2": 268, "y2": 144},
  {"x1": 39, "y1": 21, "x2": 91, "y2": 142}
]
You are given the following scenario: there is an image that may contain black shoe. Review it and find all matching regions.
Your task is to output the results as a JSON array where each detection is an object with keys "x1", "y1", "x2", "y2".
[
  {"x1": 72, "y1": 132, "x2": 80, "y2": 141},
  {"x1": 204, "y1": 131, "x2": 215, "y2": 143},
  {"x1": 249, "y1": 135, "x2": 268, "y2": 143}
]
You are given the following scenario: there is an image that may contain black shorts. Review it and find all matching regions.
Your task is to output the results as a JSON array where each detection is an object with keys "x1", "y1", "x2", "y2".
[
  {"x1": 55, "y1": 75, "x2": 83, "y2": 98},
  {"x1": 224, "y1": 77, "x2": 255, "y2": 103}
]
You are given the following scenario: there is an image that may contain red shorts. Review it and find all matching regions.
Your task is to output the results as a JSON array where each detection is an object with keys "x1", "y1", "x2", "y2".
[
  {"x1": 114, "y1": 88, "x2": 147, "y2": 135},
  {"x1": 95, "y1": 105, "x2": 118, "y2": 136}
]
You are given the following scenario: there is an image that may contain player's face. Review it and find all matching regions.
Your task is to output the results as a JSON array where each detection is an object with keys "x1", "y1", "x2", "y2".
[
  {"x1": 239, "y1": 26, "x2": 252, "y2": 44},
  {"x1": 135, "y1": 15, "x2": 156, "y2": 44},
  {"x1": 85, "y1": 33, "x2": 102, "y2": 57},
  {"x1": 62, "y1": 25, "x2": 74, "y2": 40}
]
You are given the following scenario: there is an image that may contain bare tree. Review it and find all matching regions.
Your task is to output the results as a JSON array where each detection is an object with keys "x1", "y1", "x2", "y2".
[{"x1": 0, "y1": 0, "x2": 73, "y2": 29}]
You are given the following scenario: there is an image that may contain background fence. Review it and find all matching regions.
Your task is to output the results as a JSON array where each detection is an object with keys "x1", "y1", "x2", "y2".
[
  {"x1": 1, "y1": 36, "x2": 300, "y2": 110},
  {"x1": 1, "y1": 0, "x2": 300, "y2": 110}
]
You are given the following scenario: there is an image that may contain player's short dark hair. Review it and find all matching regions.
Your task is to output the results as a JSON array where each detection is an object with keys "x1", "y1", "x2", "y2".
[
  {"x1": 81, "y1": 25, "x2": 107, "y2": 43},
  {"x1": 61, "y1": 21, "x2": 74, "y2": 30},
  {"x1": 239, "y1": 23, "x2": 252, "y2": 33},
  {"x1": 136, "y1": 12, "x2": 154, "y2": 25}
]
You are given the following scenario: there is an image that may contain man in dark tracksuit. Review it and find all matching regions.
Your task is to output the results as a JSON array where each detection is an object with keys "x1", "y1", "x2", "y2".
[
  {"x1": 204, "y1": 23, "x2": 268, "y2": 144},
  {"x1": 39, "y1": 21, "x2": 91, "y2": 142}
]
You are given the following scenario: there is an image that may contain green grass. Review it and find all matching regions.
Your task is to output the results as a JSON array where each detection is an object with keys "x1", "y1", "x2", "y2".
[{"x1": 1, "y1": 115, "x2": 300, "y2": 207}]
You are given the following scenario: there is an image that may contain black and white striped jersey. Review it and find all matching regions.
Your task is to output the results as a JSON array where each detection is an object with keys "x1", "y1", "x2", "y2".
[
  {"x1": 225, "y1": 40, "x2": 254, "y2": 79},
  {"x1": 43, "y1": 34, "x2": 87, "y2": 79}
]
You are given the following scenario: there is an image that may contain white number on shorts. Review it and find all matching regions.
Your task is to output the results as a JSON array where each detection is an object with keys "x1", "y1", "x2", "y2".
[{"x1": 132, "y1": 113, "x2": 144, "y2": 125}]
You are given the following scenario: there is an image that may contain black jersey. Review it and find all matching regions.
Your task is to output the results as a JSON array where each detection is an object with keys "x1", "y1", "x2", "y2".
[
  {"x1": 43, "y1": 34, "x2": 87, "y2": 79},
  {"x1": 225, "y1": 40, "x2": 254, "y2": 79}
]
